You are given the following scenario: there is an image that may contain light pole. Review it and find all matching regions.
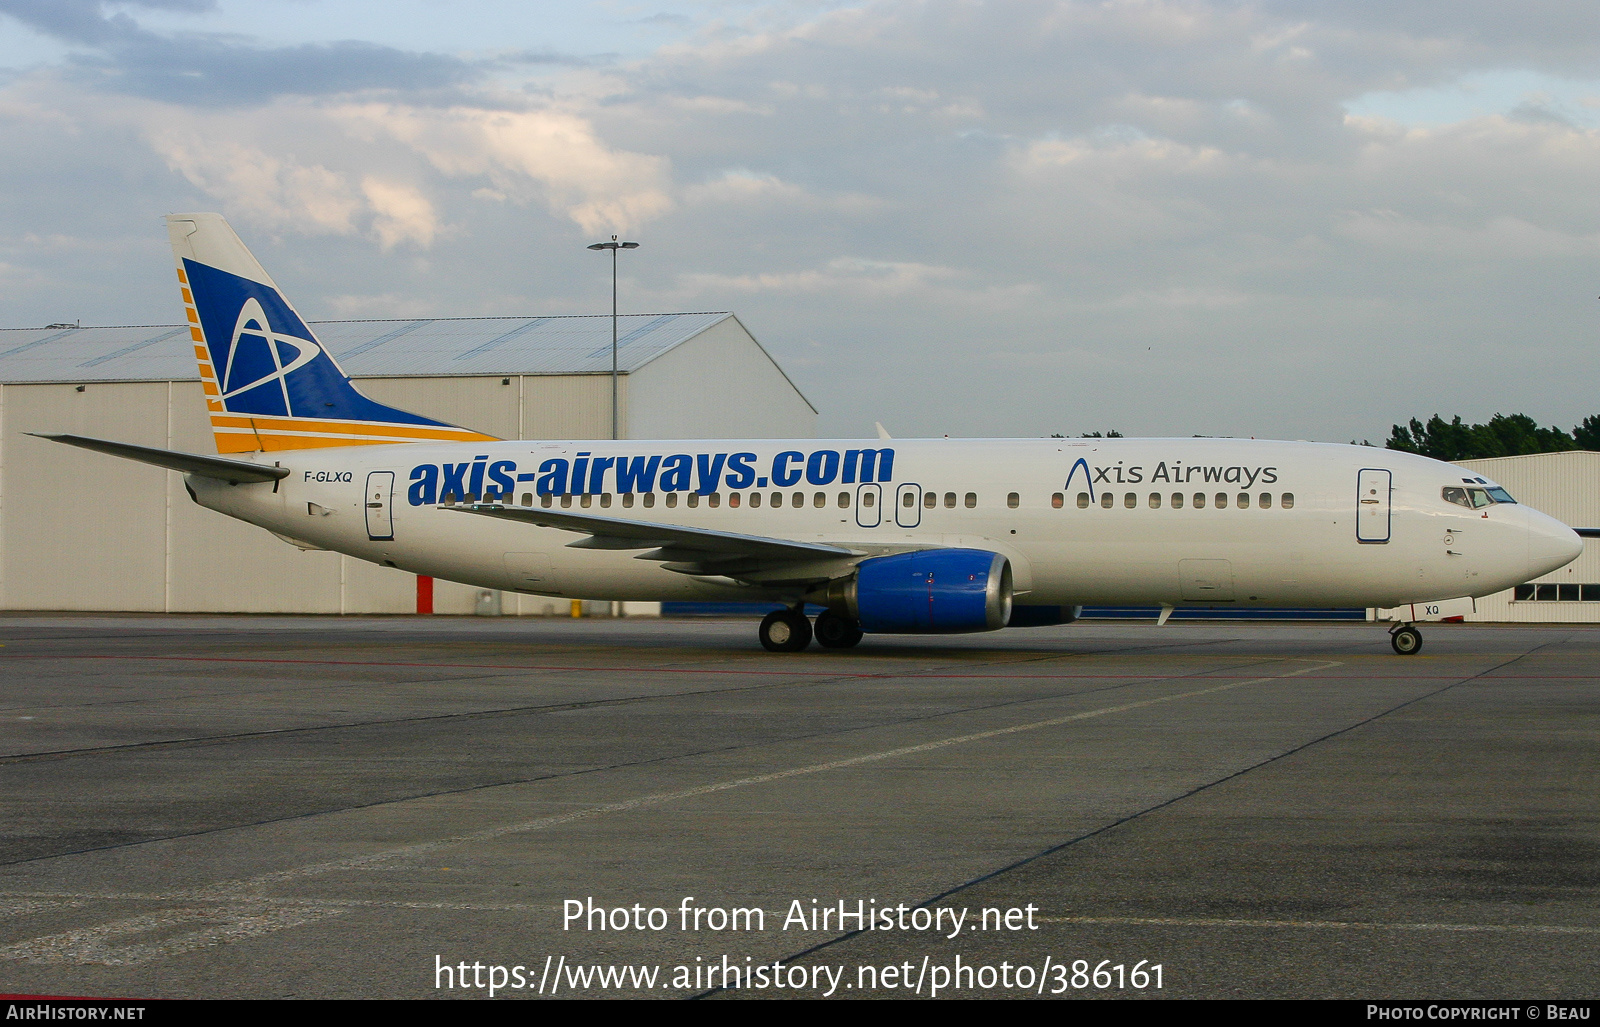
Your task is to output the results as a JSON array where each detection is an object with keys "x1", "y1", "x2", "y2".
[{"x1": 587, "y1": 235, "x2": 639, "y2": 440}]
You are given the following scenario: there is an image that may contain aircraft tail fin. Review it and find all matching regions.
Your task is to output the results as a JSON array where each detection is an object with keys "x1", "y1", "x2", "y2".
[{"x1": 165, "y1": 212, "x2": 498, "y2": 453}]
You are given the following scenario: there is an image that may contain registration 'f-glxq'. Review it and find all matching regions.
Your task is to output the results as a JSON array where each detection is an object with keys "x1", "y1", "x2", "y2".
[{"x1": 35, "y1": 214, "x2": 1584, "y2": 654}]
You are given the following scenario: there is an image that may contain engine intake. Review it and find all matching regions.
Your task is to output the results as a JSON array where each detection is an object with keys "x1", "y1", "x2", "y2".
[{"x1": 830, "y1": 549, "x2": 1012, "y2": 633}]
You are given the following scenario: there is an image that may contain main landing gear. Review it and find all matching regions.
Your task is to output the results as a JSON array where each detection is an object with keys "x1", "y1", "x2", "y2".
[
  {"x1": 1389, "y1": 623, "x2": 1423, "y2": 655},
  {"x1": 758, "y1": 608, "x2": 863, "y2": 652},
  {"x1": 814, "y1": 609, "x2": 865, "y2": 649}
]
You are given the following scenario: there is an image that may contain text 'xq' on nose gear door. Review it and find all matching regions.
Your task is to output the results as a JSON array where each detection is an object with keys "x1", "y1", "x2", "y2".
[{"x1": 365, "y1": 470, "x2": 395, "y2": 541}]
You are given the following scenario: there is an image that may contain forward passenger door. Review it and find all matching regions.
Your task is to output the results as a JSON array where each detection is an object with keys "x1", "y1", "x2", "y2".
[{"x1": 1356, "y1": 468, "x2": 1392, "y2": 544}]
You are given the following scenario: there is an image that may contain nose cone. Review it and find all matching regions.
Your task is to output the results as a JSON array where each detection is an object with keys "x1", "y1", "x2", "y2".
[{"x1": 1528, "y1": 513, "x2": 1583, "y2": 578}]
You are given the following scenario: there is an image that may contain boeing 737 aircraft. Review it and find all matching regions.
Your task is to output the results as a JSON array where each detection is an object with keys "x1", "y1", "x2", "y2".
[{"x1": 34, "y1": 214, "x2": 1585, "y2": 654}]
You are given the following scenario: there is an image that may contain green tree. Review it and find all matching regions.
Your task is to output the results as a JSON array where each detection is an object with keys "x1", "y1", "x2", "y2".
[
  {"x1": 1387, "y1": 413, "x2": 1583, "y2": 460},
  {"x1": 1574, "y1": 414, "x2": 1600, "y2": 450}
]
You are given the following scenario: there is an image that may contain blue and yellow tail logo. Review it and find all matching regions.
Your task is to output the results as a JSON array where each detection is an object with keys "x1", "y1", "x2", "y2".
[{"x1": 177, "y1": 259, "x2": 496, "y2": 453}]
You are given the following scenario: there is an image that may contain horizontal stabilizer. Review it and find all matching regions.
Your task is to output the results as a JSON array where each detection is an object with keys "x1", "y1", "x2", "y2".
[
  {"x1": 29, "y1": 433, "x2": 289, "y2": 484},
  {"x1": 1574, "y1": 528, "x2": 1600, "y2": 538}
]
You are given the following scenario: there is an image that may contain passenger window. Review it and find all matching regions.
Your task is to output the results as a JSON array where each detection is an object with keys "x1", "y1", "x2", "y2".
[
  {"x1": 862, "y1": 492, "x2": 874, "y2": 508},
  {"x1": 665, "y1": 493, "x2": 678, "y2": 508},
  {"x1": 729, "y1": 493, "x2": 740, "y2": 508},
  {"x1": 521, "y1": 493, "x2": 533, "y2": 507},
  {"x1": 1237, "y1": 493, "x2": 1248, "y2": 509},
  {"x1": 902, "y1": 493, "x2": 914, "y2": 508},
  {"x1": 1281, "y1": 493, "x2": 1294, "y2": 509},
  {"x1": 1215, "y1": 493, "x2": 1227, "y2": 509},
  {"x1": 541, "y1": 494, "x2": 553, "y2": 508},
  {"x1": 813, "y1": 492, "x2": 825, "y2": 508},
  {"x1": 1076, "y1": 492, "x2": 1089, "y2": 509},
  {"x1": 687, "y1": 493, "x2": 699, "y2": 508},
  {"x1": 838, "y1": 492, "x2": 849, "y2": 508},
  {"x1": 708, "y1": 493, "x2": 720, "y2": 508},
  {"x1": 965, "y1": 493, "x2": 977, "y2": 508},
  {"x1": 1193, "y1": 493, "x2": 1205, "y2": 509},
  {"x1": 944, "y1": 492, "x2": 957, "y2": 508},
  {"x1": 1052, "y1": 493, "x2": 1064, "y2": 509},
  {"x1": 442, "y1": 492, "x2": 457, "y2": 505},
  {"x1": 560, "y1": 494, "x2": 572, "y2": 508},
  {"x1": 643, "y1": 493, "x2": 655, "y2": 508},
  {"x1": 770, "y1": 492, "x2": 782, "y2": 508},
  {"x1": 1258, "y1": 493, "x2": 1270, "y2": 509},
  {"x1": 1007, "y1": 492, "x2": 1019, "y2": 509},
  {"x1": 600, "y1": 493, "x2": 612, "y2": 508},
  {"x1": 793, "y1": 492, "x2": 805, "y2": 507},
  {"x1": 621, "y1": 493, "x2": 633, "y2": 508},
  {"x1": 924, "y1": 492, "x2": 936, "y2": 508},
  {"x1": 1171, "y1": 492, "x2": 1184, "y2": 509},
  {"x1": 1123, "y1": 493, "x2": 1136, "y2": 509},
  {"x1": 580, "y1": 494, "x2": 592, "y2": 508},
  {"x1": 749, "y1": 492, "x2": 761, "y2": 508},
  {"x1": 1101, "y1": 493, "x2": 1114, "y2": 509},
  {"x1": 1149, "y1": 493, "x2": 1161, "y2": 509}
]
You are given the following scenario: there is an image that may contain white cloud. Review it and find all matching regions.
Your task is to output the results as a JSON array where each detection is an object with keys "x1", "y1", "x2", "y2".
[
  {"x1": 149, "y1": 131, "x2": 362, "y2": 237},
  {"x1": 335, "y1": 102, "x2": 674, "y2": 234},
  {"x1": 677, "y1": 257, "x2": 958, "y2": 298},
  {"x1": 360, "y1": 177, "x2": 438, "y2": 250}
]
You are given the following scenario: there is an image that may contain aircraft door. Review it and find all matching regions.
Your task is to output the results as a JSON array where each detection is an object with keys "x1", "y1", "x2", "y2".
[
  {"x1": 856, "y1": 483, "x2": 882, "y2": 528},
  {"x1": 365, "y1": 470, "x2": 395, "y2": 541},
  {"x1": 1356, "y1": 468, "x2": 1392, "y2": 543},
  {"x1": 895, "y1": 483, "x2": 921, "y2": 528}
]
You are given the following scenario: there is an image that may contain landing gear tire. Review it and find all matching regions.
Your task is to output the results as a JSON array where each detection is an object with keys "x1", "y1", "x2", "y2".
[
  {"x1": 1390, "y1": 625, "x2": 1423, "y2": 656},
  {"x1": 814, "y1": 610, "x2": 864, "y2": 649},
  {"x1": 759, "y1": 609, "x2": 813, "y2": 652}
]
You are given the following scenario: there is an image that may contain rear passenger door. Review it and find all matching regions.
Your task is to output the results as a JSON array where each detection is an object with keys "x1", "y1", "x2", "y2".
[{"x1": 365, "y1": 470, "x2": 395, "y2": 541}]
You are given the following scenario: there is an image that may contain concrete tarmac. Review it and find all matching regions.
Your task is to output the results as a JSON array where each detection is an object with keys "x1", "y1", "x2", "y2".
[{"x1": 0, "y1": 615, "x2": 1594, "y2": 1000}]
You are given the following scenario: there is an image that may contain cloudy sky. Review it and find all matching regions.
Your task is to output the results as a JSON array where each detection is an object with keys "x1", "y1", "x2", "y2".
[{"x1": 3, "y1": 0, "x2": 1599, "y2": 441}]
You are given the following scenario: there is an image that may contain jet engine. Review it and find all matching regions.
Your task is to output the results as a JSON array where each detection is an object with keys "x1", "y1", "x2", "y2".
[{"x1": 825, "y1": 549, "x2": 1012, "y2": 633}]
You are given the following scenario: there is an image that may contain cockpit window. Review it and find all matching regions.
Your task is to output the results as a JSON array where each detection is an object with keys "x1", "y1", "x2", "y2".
[{"x1": 1443, "y1": 485, "x2": 1515, "y2": 509}]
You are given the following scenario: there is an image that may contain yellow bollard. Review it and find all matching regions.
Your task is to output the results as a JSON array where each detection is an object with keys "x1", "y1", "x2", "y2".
[{"x1": 571, "y1": 599, "x2": 582, "y2": 618}]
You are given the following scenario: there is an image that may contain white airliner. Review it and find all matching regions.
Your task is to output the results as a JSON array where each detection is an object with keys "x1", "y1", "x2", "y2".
[{"x1": 34, "y1": 214, "x2": 1585, "y2": 654}]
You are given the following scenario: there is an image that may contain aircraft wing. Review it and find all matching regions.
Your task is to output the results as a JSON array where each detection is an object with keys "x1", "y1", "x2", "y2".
[
  {"x1": 29, "y1": 432, "x2": 290, "y2": 484},
  {"x1": 448, "y1": 503, "x2": 869, "y2": 584}
]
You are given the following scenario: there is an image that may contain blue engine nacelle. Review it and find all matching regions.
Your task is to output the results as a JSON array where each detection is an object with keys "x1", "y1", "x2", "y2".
[{"x1": 833, "y1": 549, "x2": 1013, "y2": 633}]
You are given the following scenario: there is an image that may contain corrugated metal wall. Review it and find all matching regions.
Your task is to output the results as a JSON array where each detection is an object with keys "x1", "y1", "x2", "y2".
[
  {"x1": 0, "y1": 361, "x2": 815, "y2": 613},
  {"x1": 629, "y1": 317, "x2": 816, "y2": 439},
  {"x1": 1455, "y1": 452, "x2": 1600, "y2": 623}
]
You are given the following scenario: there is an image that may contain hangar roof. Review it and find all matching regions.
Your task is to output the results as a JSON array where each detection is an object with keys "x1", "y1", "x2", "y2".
[{"x1": 0, "y1": 312, "x2": 735, "y2": 383}]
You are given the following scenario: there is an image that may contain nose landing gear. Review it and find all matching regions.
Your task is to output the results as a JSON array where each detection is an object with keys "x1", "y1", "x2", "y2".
[{"x1": 1389, "y1": 623, "x2": 1423, "y2": 655}]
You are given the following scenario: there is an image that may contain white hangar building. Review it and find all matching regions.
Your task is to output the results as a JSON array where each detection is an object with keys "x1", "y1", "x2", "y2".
[
  {"x1": 0, "y1": 313, "x2": 816, "y2": 614},
  {"x1": 1453, "y1": 450, "x2": 1600, "y2": 623}
]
